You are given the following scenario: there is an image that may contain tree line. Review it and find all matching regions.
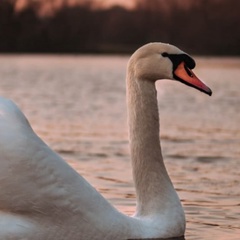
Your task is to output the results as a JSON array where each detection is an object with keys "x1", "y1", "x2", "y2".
[{"x1": 0, "y1": 0, "x2": 239, "y2": 55}]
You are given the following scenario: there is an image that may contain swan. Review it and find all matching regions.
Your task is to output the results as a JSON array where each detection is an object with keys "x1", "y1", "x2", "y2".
[{"x1": 0, "y1": 42, "x2": 212, "y2": 240}]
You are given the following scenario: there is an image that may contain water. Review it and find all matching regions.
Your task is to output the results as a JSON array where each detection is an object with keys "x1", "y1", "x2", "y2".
[{"x1": 0, "y1": 55, "x2": 239, "y2": 240}]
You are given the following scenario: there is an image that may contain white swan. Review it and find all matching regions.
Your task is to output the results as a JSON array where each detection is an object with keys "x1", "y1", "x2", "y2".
[{"x1": 0, "y1": 43, "x2": 212, "y2": 240}]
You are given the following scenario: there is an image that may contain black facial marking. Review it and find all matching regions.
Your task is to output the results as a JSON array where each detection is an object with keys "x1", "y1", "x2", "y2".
[
  {"x1": 161, "y1": 53, "x2": 196, "y2": 70},
  {"x1": 161, "y1": 52, "x2": 169, "y2": 57},
  {"x1": 161, "y1": 52, "x2": 196, "y2": 84}
]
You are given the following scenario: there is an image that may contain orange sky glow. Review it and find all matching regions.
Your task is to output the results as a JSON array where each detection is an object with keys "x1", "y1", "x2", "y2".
[
  {"x1": 93, "y1": 0, "x2": 136, "y2": 9},
  {"x1": 15, "y1": 0, "x2": 136, "y2": 15}
]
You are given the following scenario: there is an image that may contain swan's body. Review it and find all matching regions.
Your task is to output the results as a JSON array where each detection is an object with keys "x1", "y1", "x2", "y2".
[{"x1": 0, "y1": 43, "x2": 211, "y2": 239}]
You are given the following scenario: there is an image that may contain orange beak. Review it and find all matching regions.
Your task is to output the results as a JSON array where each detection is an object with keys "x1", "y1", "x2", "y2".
[{"x1": 174, "y1": 62, "x2": 212, "y2": 96}]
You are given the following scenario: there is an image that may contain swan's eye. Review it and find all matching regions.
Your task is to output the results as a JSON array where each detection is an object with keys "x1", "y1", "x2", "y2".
[{"x1": 184, "y1": 64, "x2": 193, "y2": 78}]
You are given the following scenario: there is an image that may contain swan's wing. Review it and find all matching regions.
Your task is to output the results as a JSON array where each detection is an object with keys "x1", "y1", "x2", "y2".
[{"x1": 0, "y1": 97, "x2": 126, "y2": 239}]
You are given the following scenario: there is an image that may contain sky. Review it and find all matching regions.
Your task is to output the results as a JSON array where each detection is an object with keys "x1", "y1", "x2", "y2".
[
  {"x1": 15, "y1": 0, "x2": 136, "y2": 10},
  {"x1": 14, "y1": 0, "x2": 199, "y2": 16},
  {"x1": 94, "y1": 0, "x2": 135, "y2": 9},
  {"x1": 14, "y1": 0, "x2": 136, "y2": 16}
]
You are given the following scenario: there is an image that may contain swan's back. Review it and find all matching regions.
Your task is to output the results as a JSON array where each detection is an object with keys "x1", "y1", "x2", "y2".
[{"x1": 0, "y1": 97, "x2": 135, "y2": 239}]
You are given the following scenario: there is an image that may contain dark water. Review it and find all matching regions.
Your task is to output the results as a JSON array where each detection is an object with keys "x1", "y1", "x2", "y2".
[{"x1": 0, "y1": 55, "x2": 239, "y2": 240}]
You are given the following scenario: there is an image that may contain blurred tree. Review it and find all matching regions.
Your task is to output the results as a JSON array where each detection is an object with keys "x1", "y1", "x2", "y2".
[
  {"x1": 0, "y1": 0, "x2": 17, "y2": 51},
  {"x1": 0, "y1": 0, "x2": 239, "y2": 54}
]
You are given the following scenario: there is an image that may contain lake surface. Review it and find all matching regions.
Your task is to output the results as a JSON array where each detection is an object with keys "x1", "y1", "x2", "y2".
[{"x1": 0, "y1": 55, "x2": 239, "y2": 240}]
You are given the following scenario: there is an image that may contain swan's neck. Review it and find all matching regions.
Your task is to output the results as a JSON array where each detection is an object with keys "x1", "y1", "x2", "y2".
[{"x1": 127, "y1": 73, "x2": 181, "y2": 217}]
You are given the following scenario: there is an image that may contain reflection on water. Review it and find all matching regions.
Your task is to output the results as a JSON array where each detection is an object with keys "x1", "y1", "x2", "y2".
[
  {"x1": 128, "y1": 237, "x2": 185, "y2": 240},
  {"x1": 128, "y1": 236, "x2": 185, "y2": 240},
  {"x1": 0, "y1": 55, "x2": 239, "y2": 240}
]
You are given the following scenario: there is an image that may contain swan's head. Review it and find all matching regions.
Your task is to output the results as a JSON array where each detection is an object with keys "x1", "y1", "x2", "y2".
[{"x1": 128, "y1": 42, "x2": 212, "y2": 96}]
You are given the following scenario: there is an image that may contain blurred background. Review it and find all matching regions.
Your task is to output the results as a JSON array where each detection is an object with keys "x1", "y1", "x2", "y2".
[{"x1": 0, "y1": 0, "x2": 239, "y2": 55}]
